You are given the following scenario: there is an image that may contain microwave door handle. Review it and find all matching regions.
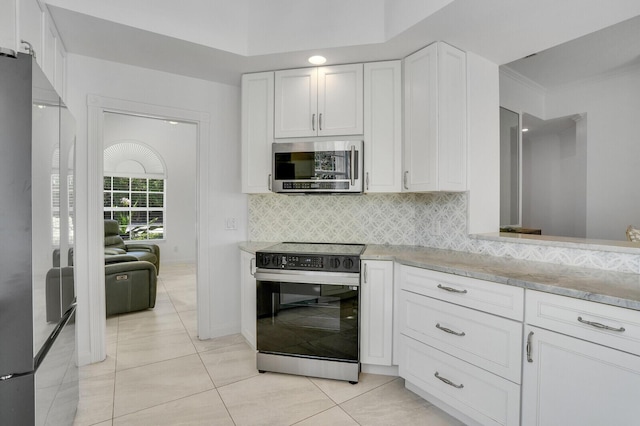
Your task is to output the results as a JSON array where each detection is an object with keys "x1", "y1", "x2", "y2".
[{"x1": 350, "y1": 145, "x2": 356, "y2": 186}]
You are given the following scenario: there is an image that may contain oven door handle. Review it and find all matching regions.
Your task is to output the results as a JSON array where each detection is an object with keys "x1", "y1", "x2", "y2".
[{"x1": 255, "y1": 269, "x2": 360, "y2": 286}]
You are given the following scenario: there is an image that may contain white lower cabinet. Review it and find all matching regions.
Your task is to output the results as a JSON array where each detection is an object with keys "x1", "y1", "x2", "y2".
[
  {"x1": 400, "y1": 335, "x2": 521, "y2": 426},
  {"x1": 240, "y1": 250, "x2": 257, "y2": 349},
  {"x1": 400, "y1": 290, "x2": 522, "y2": 383},
  {"x1": 398, "y1": 265, "x2": 523, "y2": 426},
  {"x1": 360, "y1": 260, "x2": 394, "y2": 366},
  {"x1": 522, "y1": 291, "x2": 640, "y2": 426}
]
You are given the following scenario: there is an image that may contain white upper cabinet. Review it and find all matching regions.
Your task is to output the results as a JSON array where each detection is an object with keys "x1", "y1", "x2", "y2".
[
  {"x1": 274, "y1": 64, "x2": 363, "y2": 138},
  {"x1": 363, "y1": 61, "x2": 402, "y2": 193},
  {"x1": 403, "y1": 42, "x2": 467, "y2": 192},
  {"x1": 241, "y1": 71, "x2": 274, "y2": 193}
]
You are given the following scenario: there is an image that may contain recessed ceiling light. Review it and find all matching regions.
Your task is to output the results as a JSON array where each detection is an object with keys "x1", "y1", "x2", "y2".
[
  {"x1": 522, "y1": 128, "x2": 529, "y2": 132},
  {"x1": 308, "y1": 55, "x2": 327, "y2": 65}
]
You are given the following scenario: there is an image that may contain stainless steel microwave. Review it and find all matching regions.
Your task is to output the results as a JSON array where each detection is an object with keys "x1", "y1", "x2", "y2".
[{"x1": 271, "y1": 140, "x2": 363, "y2": 194}]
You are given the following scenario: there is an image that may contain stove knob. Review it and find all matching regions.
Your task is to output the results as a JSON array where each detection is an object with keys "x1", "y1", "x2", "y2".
[
  {"x1": 329, "y1": 258, "x2": 341, "y2": 269},
  {"x1": 273, "y1": 255, "x2": 283, "y2": 267},
  {"x1": 343, "y1": 258, "x2": 354, "y2": 270},
  {"x1": 259, "y1": 255, "x2": 270, "y2": 267}
]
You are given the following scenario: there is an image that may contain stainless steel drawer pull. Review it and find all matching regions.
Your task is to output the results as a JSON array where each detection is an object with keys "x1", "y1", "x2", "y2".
[
  {"x1": 434, "y1": 372, "x2": 464, "y2": 389},
  {"x1": 577, "y1": 316, "x2": 626, "y2": 332},
  {"x1": 437, "y1": 284, "x2": 467, "y2": 294},
  {"x1": 312, "y1": 113, "x2": 316, "y2": 131},
  {"x1": 526, "y1": 331, "x2": 534, "y2": 363},
  {"x1": 436, "y1": 323, "x2": 466, "y2": 336}
]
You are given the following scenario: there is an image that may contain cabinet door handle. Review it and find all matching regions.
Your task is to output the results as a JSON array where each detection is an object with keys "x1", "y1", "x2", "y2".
[
  {"x1": 268, "y1": 174, "x2": 272, "y2": 191},
  {"x1": 577, "y1": 316, "x2": 626, "y2": 332},
  {"x1": 434, "y1": 372, "x2": 464, "y2": 389},
  {"x1": 312, "y1": 113, "x2": 316, "y2": 131},
  {"x1": 249, "y1": 258, "x2": 256, "y2": 277},
  {"x1": 403, "y1": 171, "x2": 409, "y2": 190},
  {"x1": 366, "y1": 172, "x2": 369, "y2": 191},
  {"x1": 363, "y1": 263, "x2": 367, "y2": 284},
  {"x1": 437, "y1": 284, "x2": 467, "y2": 294},
  {"x1": 319, "y1": 113, "x2": 323, "y2": 130},
  {"x1": 526, "y1": 331, "x2": 534, "y2": 363},
  {"x1": 436, "y1": 323, "x2": 466, "y2": 337}
]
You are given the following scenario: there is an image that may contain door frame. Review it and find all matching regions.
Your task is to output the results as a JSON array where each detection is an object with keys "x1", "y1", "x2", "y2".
[{"x1": 79, "y1": 94, "x2": 210, "y2": 364}]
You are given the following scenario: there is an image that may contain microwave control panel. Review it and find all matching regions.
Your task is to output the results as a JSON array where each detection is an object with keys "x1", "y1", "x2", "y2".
[{"x1": 282, "y1": 181, "x2": 349, "y2": 190}]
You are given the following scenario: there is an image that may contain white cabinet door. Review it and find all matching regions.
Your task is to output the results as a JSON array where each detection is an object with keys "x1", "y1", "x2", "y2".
[
  {"x1": 275, "y1": 64, "x2": 363, "y2": 138},
  {"x1": 437, "y1": 42, "x2": 467, "y2": 191},
  {"x1": 317, "y1": 64, "x2": 363, "y2": 136},
  {"x1": 241, "y1": 72, "x2": 274, "y2": 193},
  {"x1": 404, "y1": 43, "x2": 438, "y2": 191},
  {"x1": 274, "y1": 68, "x2": 317, "y2": 138},
  {"x1": 403, "y1": 42, "x2": 467, "y2": 192},
  {"x1": 522, "y1": 325, "x2": 640, "y2": 426},
  {"x1": 364, "y1": 61, "x2": 402, "y2": 193},
  {"x1": 360, "y1": 260, "x2": 394, "y2": 366},
  {"x1": 240, "y1": 251, "x2": 257, "y2": 349}
]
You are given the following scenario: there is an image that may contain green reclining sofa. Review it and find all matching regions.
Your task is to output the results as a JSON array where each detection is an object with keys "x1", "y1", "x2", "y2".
[{"x1": 104, "y1": 219, "x2": 161, "y2": 315}]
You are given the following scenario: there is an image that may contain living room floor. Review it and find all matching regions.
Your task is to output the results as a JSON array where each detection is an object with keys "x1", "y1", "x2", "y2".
[{"x1": 73, "y1": 263, "x2": 463, "y2": 425}]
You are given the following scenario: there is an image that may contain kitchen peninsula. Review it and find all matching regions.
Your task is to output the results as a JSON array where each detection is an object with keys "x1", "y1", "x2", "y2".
[{"x1": 240, "y1": 241, "x2": 640, "y2": 426}]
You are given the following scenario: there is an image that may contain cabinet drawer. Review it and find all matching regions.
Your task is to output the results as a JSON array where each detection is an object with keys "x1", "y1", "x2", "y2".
[
  {"x1": 526, "y1": 290, "x2": 640, "y2": 355},
  {"x1": 399, "y1": 265, "x2": 524, "y2": 320},
  {"x1": 400, "y1": 291, "x2": 522, "y2": 383},
  {"x1": 400, "y1": 335, "x2": 520, "y2": 426}
]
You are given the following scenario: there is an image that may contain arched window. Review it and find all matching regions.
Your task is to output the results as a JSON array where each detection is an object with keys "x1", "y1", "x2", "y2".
[{"x1": 103, "y1": 142, "x2": 166, "y2": 240}]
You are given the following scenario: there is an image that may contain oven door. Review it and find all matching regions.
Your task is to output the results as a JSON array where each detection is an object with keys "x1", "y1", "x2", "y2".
[{"x1": 255, "y1": 269, "x2": 359, "y2": 362}]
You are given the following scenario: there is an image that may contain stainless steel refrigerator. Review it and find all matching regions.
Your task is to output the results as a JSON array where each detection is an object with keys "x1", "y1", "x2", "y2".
[{"x1": 0, "y1": 52, "x2": 78, "y2": 425}]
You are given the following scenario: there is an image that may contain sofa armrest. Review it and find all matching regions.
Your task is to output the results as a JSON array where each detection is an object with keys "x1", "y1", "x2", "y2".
[
  {"x1": 125, "y1": 243, "x2": 159, "y2": 255},
  {"x1": 105, "y1": 247, "x2": 127, "y2": 255},
  {"x1": 125, "y1": 243, "x2": 160, "y2": 274},
  {"x1": 105, "y1": 254, "x2": 139, "y2": 264}
]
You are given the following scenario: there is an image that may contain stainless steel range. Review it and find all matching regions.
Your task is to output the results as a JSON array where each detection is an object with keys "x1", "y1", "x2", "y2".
[{"x1": 255, "y1": 242, "x2": 365, "y2": 383}]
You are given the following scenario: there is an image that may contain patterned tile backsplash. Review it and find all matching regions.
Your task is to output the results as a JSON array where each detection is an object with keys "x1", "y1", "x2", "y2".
[{"x1": 248, "y1": 193, "x2": 640, "y2": 274}]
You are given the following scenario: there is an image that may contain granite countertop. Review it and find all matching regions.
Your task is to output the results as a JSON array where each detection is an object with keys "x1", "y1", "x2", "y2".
[
  {"x1": 239, "y1": 242, "x2": 640, "y2": 311},
  {"x1": 363, "y1": 244, "x2": 640, "y2": 311}
]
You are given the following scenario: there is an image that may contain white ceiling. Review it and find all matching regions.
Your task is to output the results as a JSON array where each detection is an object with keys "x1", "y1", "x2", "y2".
[
  {"x1": 505, "y1": 14, "x2": 640, "y2": 89},
  {"x1": 44, "y1": 0, "x2": 640, "y2": 86}
]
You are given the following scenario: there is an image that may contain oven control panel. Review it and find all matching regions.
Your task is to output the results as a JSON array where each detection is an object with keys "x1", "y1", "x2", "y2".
[{"x1": 256, "y1": 252, "x2": 360, "y2": 273}]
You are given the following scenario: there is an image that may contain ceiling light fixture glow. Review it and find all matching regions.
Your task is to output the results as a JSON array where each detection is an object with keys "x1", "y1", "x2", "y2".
[{"x1": 308, "y1": 55, "x2": 327, "y2": 65}]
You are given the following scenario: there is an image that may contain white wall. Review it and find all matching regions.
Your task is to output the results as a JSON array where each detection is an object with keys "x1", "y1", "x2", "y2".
[
  {"x1": 103, "y1": 113, "x2": 197, "y2": 264},
  {"x1": 500, "y1": 65, "x2": 640, "y2": 240},
  {"x1": 66, "y1": 54, "x2": 246, "y2": 365},
  {"x1": 546, "y1": 67, "x2": 640, "y2": 240},
  {"x1": 522, "y1": 122, "x2": 587, "y2": 237}
]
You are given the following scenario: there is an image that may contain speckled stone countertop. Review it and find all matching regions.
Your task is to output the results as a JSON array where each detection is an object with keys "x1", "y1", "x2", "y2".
[
  {"x1": 239, "y1": 242, "x2": 640, "y2": 311},
  {"x1": 363, "y1": 244, "x2": 640, "y2": 311}
]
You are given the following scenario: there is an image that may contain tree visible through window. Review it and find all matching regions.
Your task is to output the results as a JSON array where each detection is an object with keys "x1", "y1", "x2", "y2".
[{"x1": 104, "y1": 176, "x2": 165, "y2": 240}]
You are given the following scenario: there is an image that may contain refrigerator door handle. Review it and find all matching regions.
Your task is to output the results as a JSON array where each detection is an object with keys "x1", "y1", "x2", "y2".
[{"x1": 34, "y1": 300, "x2": 76, "y2": 371}]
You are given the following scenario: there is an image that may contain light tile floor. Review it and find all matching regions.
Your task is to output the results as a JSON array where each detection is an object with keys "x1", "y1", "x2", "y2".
[{"x1": 73, "y1": 263, "x2": 464, "y2": 425}]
